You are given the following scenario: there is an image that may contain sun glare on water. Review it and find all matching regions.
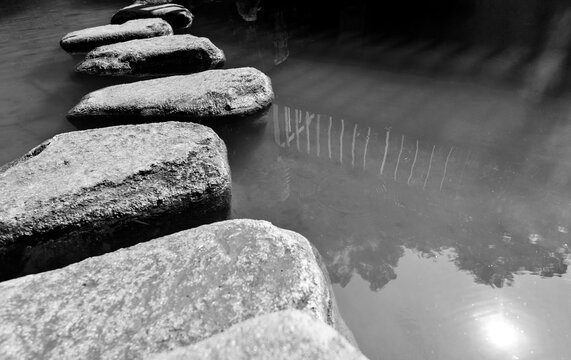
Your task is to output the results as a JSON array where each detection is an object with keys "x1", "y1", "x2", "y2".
[{"x1": 483, "y1": 314, "x2": 520, "y2": 349}]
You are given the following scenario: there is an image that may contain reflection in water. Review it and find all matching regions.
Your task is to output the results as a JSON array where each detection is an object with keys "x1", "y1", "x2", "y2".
[
  {"x1": 235, "y1": 103, "x2": 569, "y2": 291},
  {"x1": 235, "y1": 0, "x2": 261, "y2": 22},
  {"x1": 332, "y1": 250, "x2": 571, "y2": 359},
  {"x1": 272, "y1": 8, "x2": 289, "y2": 65},
  {"x1": 3, "y1": 1, "x2": 571, "y2": 359}
]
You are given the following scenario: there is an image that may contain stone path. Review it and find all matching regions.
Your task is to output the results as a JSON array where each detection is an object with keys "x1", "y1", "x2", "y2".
[
  {"x1": 67, "y1": 67, "x2": 273, "y2": 125},
  {"x1": 75, "y1": 34, "x2": 225, "y2": 76},
  {"x1": 60, "y1": 18, "x2": 173, "y2": 54},
  {"x1": 0, "y1": 1, "x2": 366, "y2": 359}
]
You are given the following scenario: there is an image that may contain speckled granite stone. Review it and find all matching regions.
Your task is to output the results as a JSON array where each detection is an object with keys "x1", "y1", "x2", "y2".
[
  {"x1": 76, "y1": 34, "x2": 225, "y2": 77},
  {"x1": 0, "y1": 220, "x2": 354, "y2": 360},
  {"x1": 149, "y1": 310, "x2": 367, "y2": 360},
  {"x1": 60, "y1": 19, "x2": 173, "y2": 53},
  {"x1": 67, "y1": 67, "x2": 274, "y2": 126},
  {"x1": 0, "y1": 122, "x2": 230, "y2": 280}
]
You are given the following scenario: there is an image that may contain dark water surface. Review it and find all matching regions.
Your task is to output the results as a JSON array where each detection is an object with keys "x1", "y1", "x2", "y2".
[{"x1": 2, "y1": 1, "x2": 571, "y2": 359}]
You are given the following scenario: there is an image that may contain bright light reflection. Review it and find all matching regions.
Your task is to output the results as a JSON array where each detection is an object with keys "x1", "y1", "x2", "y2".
[{"x1": 482, "y1": 314, "x2": 519, "y2": 349}]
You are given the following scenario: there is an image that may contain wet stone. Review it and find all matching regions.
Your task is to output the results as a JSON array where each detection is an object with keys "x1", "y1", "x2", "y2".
[
  {"x1": 76, "y1": 34, "x2": 225, "y2": 77},
  {"x1": 0, "y1": 220, "x2": 354, "y2": 360},
  {"x1": 59, "y1": 18, "x2": 173, "y2": 54},
  {"x1": 0, "y1": 122, "x2": 231, "y2": 281},
  {"x1": 148, "y1": 310, "x2": 368, "y2": 360},
  {"x1": 112, "y1": 3, "x2": 194, "y2": 30},
  {"x1": 67, "y1": 67, "x2": 274, "y2": 127}
]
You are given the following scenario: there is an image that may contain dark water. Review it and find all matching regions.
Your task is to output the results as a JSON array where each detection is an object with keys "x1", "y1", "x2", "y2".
[{"x1": 2, "y1": 1, "x2": 571, "y2": 359}]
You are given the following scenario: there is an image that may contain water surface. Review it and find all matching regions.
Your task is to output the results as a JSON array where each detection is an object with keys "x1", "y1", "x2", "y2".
[{"x1": 1, "y1": 1, "x2": 570, "y2": 359}]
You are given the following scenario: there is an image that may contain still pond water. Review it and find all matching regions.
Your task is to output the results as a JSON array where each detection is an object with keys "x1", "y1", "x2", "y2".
[{"x1": 1, "y1": 1, "x2": 571, "y2": 359}]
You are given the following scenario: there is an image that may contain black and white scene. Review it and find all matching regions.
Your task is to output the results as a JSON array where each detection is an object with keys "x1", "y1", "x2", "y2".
[{"x1": 1, "y1": 0, "x2": 571, "y2": 359}]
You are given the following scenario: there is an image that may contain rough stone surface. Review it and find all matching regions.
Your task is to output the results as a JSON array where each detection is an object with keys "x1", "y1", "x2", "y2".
[
  {"x1": 148, "y1": 310, "x2": 368, "y2": 360},
  {"x1": 112, "y1": 3, "x2": 194, "y2": 29},
  {"x1": 67, "y1": 67, "x2": 274, "y2": 126},
  {"x1": 60, "y1": 19, "x2": 173, "y2": 53},
  {"x1": 76, "y1": 34, "x2": 225, "y2": 77},
  {"x1": 0, "y1": 122, "x2": 230, "y2": 280},
  {"x1": 0, "y1": 220, "x2": 354, "y2": 360}
]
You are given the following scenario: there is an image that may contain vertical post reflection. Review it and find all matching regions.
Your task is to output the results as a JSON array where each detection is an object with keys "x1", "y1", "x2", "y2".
[
  {"x1": 363, "y1": 127, "x2": 371, "y2": 170},
  {"x1": 316, "y1": 115, "x2": 321, "y2": 157},
  {"x1": 424, "y1": 145, "x2": 436, "y2": 190},
  {"x1": 441, "y1": 147, "x2": 454, "y2": 192},
  {"x1": 295, "y1": 109, "x2": 300, "y2": 151},
  {"x1": 380, "y1": 127, "x2": 390, "y2": 176},
  {"x1": 328, "y1": 116, "x2": 332, "y2": 160},
  {"x1": 340, "y1": 119, "x2": 345, "y2": 164},
  {"x1": 408, "y1": 139, "x2": 419, "y2": 185},
  {"x1": 395, "y1": 134, "x2": 404, "y2": 181},
  {"x1": 351, "y1": 123, "x2": 358, "y2": 168}
]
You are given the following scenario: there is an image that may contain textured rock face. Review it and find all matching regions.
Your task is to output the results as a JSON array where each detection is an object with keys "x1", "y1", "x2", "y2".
[
  {"x1": 112, "y1": 3, "x2": 194, "y2": 29},
  {"x1": 0, "y1": 220, "x2": 353, "y2": 360},
  {"x1": 60, "y1": 19, "x2": 173, "y2": 53},
  {"x1": 148, "y1": 310, "x2": 368, "y2": 360},
  {"x1": 0, "y1": 122, "x2": 230, "y2": 281},
  {"x1": 76, "y1": 35, "x2": 225, "y2": 77},
  {"x1": 67, "y1": 67, "x2": 274, "y2": 127}
]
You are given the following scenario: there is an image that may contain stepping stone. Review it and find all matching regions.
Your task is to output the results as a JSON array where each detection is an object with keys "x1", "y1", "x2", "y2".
[
  {"x1": 0, "y1": 122, "x2": 230, "y2": 281},
  {"x1": 60, "y1": 18, "x2": 173, "y2": 54},
  {"x1": 150, "y1": 310, "x2": 367, "y2": 360},
  {"x1": 149, "y1": 310, "x2": 367, "y2": 360},
  {"x1": 67, "y1": 67, "x2": 274, "y2": 127},
  {"x1": 0, "y1": 220, "x2": 354, "y2": 359},
  {"x1": 112, "y1": 3, "x2": 194, "y2": 30},
  {"x1": 76, "y1": 34, "x2": 225, "y2": 77}
]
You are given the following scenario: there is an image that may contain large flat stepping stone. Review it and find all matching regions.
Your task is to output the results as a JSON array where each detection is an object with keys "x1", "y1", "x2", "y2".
[
  {"x1": 60, "y1": 18, "x2": 173, "y2": 54},
  {"x1": 112, "y1": 3, "x2": 193, "y2": 30},
  {"x1": 0, "y1": 220, "x2": 354, "y2": 360},
  {"x1": 0, "y1": 122, "x2": 230, "y2": 281},
  {"x1": 76, "y1": 34, "x2": 225, "y2": 77},
  {"x1": 149, "y1": 310, "x2": 367, "y2": 360},
  {"x1": 67, "y1": 67, "x2": 274, "y2": 127}
]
